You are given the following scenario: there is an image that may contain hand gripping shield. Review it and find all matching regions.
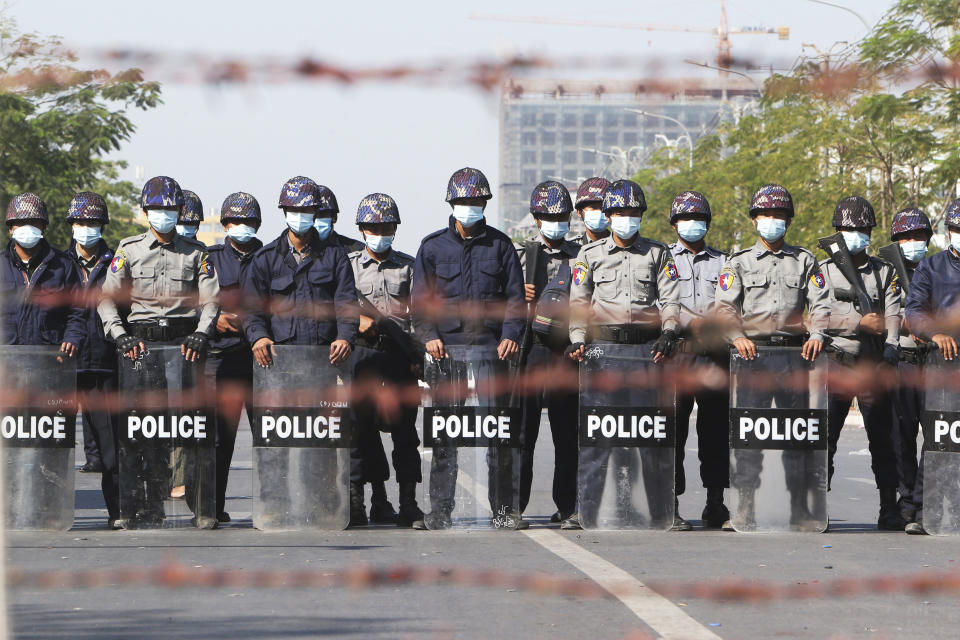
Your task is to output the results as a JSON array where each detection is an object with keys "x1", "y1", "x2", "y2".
[
  {"x1": 1, "y1": 346, "x2": 76, "y2": 531},
  {"x1": 420, "y1": 345, "x2": 522, "y2": 530},
  {"x1": 729, "y1": 346, "x2": 828, "y2": 532},
  {"x1": 250, "y1": 345, "x2": 352, "y2": 530},
  {"x1": 920, "y1": 349, "x2": 960, "y2": 535},
  {"x1": 117, "y1": 345, "x2": 216, "y2": 528},
  {"x1": 578, "y1": 344, "x2": 676, "y2": 530}
]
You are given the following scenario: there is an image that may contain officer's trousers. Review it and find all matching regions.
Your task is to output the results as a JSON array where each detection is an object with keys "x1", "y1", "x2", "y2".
[
  {"x1": 518, "y1": 342, "x2": 578, "y2": 516},
  {"x1": 349, "y1": 345, "x2": 422, "y2": 486},
  {"x1": 891, "y1": 359, "x2": 924, "y2": 517},
  {"x1": 205, "y1": 348, "x2": 253, "y2": 516},
  {"x1": 77, "y1": 371, "x2": 120, "y2": 521},
  {"x1": 827, "y1": 361, "x2": 899, "y2": 491},
  {"x1": 674, "y1": 352, "x2": 730, "y2": 495}
]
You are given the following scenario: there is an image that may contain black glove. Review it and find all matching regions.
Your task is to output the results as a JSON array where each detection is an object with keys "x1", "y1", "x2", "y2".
[
  {"x1": 651, "y1": 330, "x2": 677, "y2": 358},
  {"x1": 115, "y1": 334, "x2": 141, "y2": 355},
  {"x1": 564, "y1": 342, "x2": 584, "y2": 357},
  {"x1": 882, "y1": 343, "x2": 900, "y2": 367},
  {"x1": 181, "y1": 332, "x2": 209, "y2": 357}
]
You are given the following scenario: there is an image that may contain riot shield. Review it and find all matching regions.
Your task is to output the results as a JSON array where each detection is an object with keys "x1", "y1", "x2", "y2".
[
  {"x1": 920, "y1": 350, "x2": 960, "y2": 535},
  {"x1": 117, "y1": 345, "x2": 216, "y2": 529},
  {"x1": 250, "y1": 345, "x2": 351, "y2": 530},
  {"x1": 577, "y1": 344, "x2": 675, "y2": 530},
  {"x1": 420, "y1": 345, "x2": 522, "y2": 530},
  {"x1": 729, "y1": 346, "x2": 828, "y2": 532},
  {"x1": 0, "y1": 346, "x2": 76, "y2": 531}
]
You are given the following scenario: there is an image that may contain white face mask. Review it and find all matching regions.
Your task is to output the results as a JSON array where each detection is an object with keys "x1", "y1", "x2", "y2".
[
  {"x1": 951, "y1": 231, "x2": 960, "y2": 253},
  {"x1": 610, "y1": 215, "x2": 641, "y2": 239},
  {"x1": 285, "y1": 212, "x2": 315, "y2": 235},
  {"x1": 147, "y1": 209, "x2": 178, "y2": 234},
  {"x1": 452, "y1": 204, "x2": 484, "y2": 226},
  {"x1": 756, "y1": 217, "x2": 786, "y2": 242},
  {"x1": 676, "y1": 219, "x2": 707, "y2": 242},
  {"x1": 841, "y1": 230, "x2": 870, "y2": 255},
  {"x1": 72, "y1": 225, "x2": 102, "y2": 247},
  {"x1": 899, "y1": 240, "x2": 927, "y2": 262},
  {"x1": 539, "y1": 220, "x2": 569, "y2": 241},
  {"x1": 11, "y1": 225, "x2": 43, "y2": 249},
  {"x1": 583, "y1": 209, "x2": 609, "y2": 232},
  {"x1": 176, "y1": 224, "x2": 198, "y2": 239}
]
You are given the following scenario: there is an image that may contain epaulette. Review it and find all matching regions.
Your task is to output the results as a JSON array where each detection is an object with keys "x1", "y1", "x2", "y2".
[
  {"x1": 394, "y1": 250, "x2": 415, "y2": 264},
  {"x1": 117, "y1": 232, "x2": 148, "y2": 247},
  {"x1": 421, "y1": 228, "x2": 447, "y2": 243}
]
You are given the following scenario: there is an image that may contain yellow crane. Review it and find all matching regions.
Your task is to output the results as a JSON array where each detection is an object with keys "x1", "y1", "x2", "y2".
[{"x1": 471, "y1": 0, "x2": 789, "y2": 70}]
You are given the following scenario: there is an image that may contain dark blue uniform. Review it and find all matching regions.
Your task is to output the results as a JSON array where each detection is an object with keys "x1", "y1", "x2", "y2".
[
  {"x1": 206, "y1": 238, "x2": 262, "y2": 519},
  {"x1": 69, "y1": 239, "x2": 121, "y2": 521},
  {"x1": 412, "y1": 217, "x2": 525, "y2": 518}
]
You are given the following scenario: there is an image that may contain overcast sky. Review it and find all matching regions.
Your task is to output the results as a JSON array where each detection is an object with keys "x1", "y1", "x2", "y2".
[{"x1": 7, "y1": 0, "x2": 888, "y2": 252}]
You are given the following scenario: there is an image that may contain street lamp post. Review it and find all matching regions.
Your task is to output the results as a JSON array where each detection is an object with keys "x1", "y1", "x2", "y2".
[{"x1": 624, "y1": 108, "x2": 694, "y2": 170}]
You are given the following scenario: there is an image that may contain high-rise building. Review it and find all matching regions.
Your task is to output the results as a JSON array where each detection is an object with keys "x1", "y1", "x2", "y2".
[
  {"x1": 498, "y1": 78, "x2": 759, "y2": 238},
  {"x1": 196, "y1": 213, "x2": 225, "y2": 246}
]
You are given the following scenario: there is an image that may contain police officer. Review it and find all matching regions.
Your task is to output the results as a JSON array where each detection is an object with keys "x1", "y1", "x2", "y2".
[
  {"x1": 820, "y1": 196, "x2": 904, "y2": 530},
  {"x1": 669, "y1": 191, "x2": 730, "y2": 529},
  {"x1": 205, "y1": 192, "x2": 264, "y2": 524},
  {"x1": 566, "y1": 179, "x2": 681, "y2": 530},
  {"x1": 243, "y1": 176, "x2": 359, "y2": 526},
  {"x1": 885, "y1": 209, "x2": 932, "y2": 533},
  {"x1": 66, "y1": 192, "x2": 123, "y2": 527},
  {"x1": 515, "y1": 181, "x2": 580, "y2": 524},
  {"x1": 311, "y1": 184, "x2": 366, "y2": 253},
  {"x1": 411, "y1": 167, "x2": 525, "y2": 529},
  {"x1": 176, "y1": 190, "x2": 203, "y2": 241},
  {"x1": 98, "y1": 176, "x2": 220, "y2": 528},
  {"x1": 572, "y1": 177, "x2": 611, "y2": 244},
  {"x1": 714, "y1": 184, "x2": 829, "y2": 530},
  {"x1": 904, "y1": 198, "x2": 960, "y2": 534},
  {"x1": 348, "y1": 193, "x2": 424, "y2": 527}
]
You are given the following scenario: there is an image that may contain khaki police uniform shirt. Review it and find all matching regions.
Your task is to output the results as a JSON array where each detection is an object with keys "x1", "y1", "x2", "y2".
[
  {"x1": 568, "y1": 235, "x2": 681, "y2": 344},
  {"x1": 514, "y1": 233, "x2": 581, "y2": 294},
  {"x1": 897, "y1": 264, "x2": 918, "y2": 350},
  {"x1": 714, "y1": 239, "x2": 830, "y2": 342},
  {"x1": 349, "y1": 248, "x2": 414, "y2": 333},
  {"x1": 820, "y1": 256, "x2": 900, "y2": 355},
  {"x1": 99, "y1": 231, "x2": 220, "y2": 340},
  {"x1": 668, "y1": 241, "x2": 726, "y2": 331}
]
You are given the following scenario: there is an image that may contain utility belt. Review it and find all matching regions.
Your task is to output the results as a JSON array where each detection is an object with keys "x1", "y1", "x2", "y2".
[
  {"x1": 356, "y1": 333, "x2": 388, "y2": 351},
  {"x1": 900, "y1": 348, "x2": 922, "y2": 365},
  {"x1": 590, "y1": 324, "x2": 659, "y2": 345},
  {"x1": 128, "y1": 318, "x2": 197, "y2": 341},
  {"x1": 825, "y1": 348, "x2": 859, "y2": 365},
  {"x1": 747, "y1": 334, "x2": 806, "y2": 347}
]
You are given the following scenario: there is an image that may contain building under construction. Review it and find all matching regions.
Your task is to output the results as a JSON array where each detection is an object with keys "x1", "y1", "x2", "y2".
[{"x1": 497, "y1": 78, "x2": 760, "y2": 238}]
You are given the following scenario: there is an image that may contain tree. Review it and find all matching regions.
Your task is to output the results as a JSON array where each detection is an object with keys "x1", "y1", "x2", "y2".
[{"x1": 0, "y1": 18, "x2": 160, "y2": 248}]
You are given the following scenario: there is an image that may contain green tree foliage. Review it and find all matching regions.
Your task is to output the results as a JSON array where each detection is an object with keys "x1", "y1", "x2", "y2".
[
  {"x1": 636, "y1": 0, "x2": 960, "y2": 255},
  {"x1": 0, "y1": 18, "x2": 161, "y2": 248}
]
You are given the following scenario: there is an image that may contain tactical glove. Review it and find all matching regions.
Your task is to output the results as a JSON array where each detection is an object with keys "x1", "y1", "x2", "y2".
[
  {"x1": 651, "y1": 330, "x2": 678, "y2": 358},
  {"x1": 115, "y1": 334, "x2": 141, "y2": 355},
  {"x1": 181, "y1": 332, "x2": 210, "y2": 357}
]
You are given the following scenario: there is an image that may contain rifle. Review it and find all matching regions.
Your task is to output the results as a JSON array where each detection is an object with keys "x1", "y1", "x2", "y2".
[
  {"x1": 878, "y1": 242, "x2": 911, "y2": 295},
  {"x1": 817, "y1": 232, "x2": 877, "y2": 314},
  {"x1": 357, "y1": 292, "x2": 425, "y2": 369},
  {"x1": 508, "y1": 241, "x2": 540, "y2": 405}
]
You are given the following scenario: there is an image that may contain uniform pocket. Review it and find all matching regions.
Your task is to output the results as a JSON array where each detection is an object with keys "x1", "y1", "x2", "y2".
[
  {"x1": 478, "y1": 260, "x2": 503, "y2": 297},
  {"x1": 594, "y1": 269, "x2": 617, "y2": 300},
  {"x1": 169, "y1": 267, "x2": 193, "y2": 295},
  {"x1": 435, "y1": 261, "x2": 461, "y2": 298},
  {"x1": 632, "y1": 267, "x2": 655, "y2": 305},
  {"x1": 132, "y1": 265, "x2": 156, "y2": 298}
]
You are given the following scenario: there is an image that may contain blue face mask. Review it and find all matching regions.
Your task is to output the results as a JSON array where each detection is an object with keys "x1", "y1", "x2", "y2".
[
  {"x1": 452, "y1": 204, "x2": 484, "y2": 227},
  {"x1": 364, "y1": 233, "x2": 394, "y2": 254},
  {"x1": 899, "y1": 240, "x2": 927, "y2": 262},
  {"x1": 676, "y1": 219, "x2": 708, "y2": 242},
  {"x1": 147, "y1": 209, "x2": 178, "y2": 234},
  {"x1": 539, "y1": 220, "x2": 569, "y2": 241},
  {"x1": 841, "y1": 230, "x2": 870, "y2": 255},
  {"x1": 226, "y1": 224, "x2": 257, "y2": 244},
  {"x1": 72, "y1": 225, "x2": 102, "y2": 247},
  {"x1": 950, "y1": 232, "x2": 960, "y2": 254},
  {"x1": 610, "y1": 215, "x2": 642, "y2": 239},
  {"x1": 756, "y1": 217, "x2": 787, "y2": 242},
  {"x1": 583, "y1": 208, "x2": 609, "y2": 232},
  {"x1": 312, "y1": 216, "x2": 332, "y2": 240},
  {"x1": 11, "y1": 225, "x2": 43, "y2": 249},
  {"x1": 176, "y1": 224, "x2": 198, "y2": 239},
  {"x1": 285, "y1": 212, "x2": 315, "y2": 235}
]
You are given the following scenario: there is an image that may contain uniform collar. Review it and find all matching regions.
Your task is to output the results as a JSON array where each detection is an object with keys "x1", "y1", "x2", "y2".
[
  {"x1": 605, "y1": 235, "x2": 641, "y2": 252},
  {"x1": 8, "y1": 238, "x2": 50, "y2": 272},
  {"x1": 148, "y1": 232, "x2": 185, "y2": 250},
  {"x1": 226, "y1": 237, "x2": 263, "y2": 261},
  {"x1": 447, "y1": 215, "x2": 488, "y2": 244},
  {"x1": 527, "y1": 233, "x2": 579, "y2": 256},
  {"x1": 752, "y1": 238, "x2": 797, "y2": 257},
  {"x1": 670, "y1": 241, "x2": 721, "y2": 258},
  {"x1": 71, "y1": 238, "x2": 109, "y2": 269},
  {"x1": 360, "y1": 248, "x2": 399, "y2": 266}
]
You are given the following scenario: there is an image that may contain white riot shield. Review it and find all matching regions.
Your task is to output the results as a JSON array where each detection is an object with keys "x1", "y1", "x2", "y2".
[
  {"x1": 920, "y1": 350, "x2": 960, "y2": 535},
  {"x1": 250, "y1": 345, "x2": 351, "y2": 530},
  {"x1": 729, "y1": 346, "x2": 828, "y2": 532},
  {"x1": 577, "y1": 344, "x2": 675, "y2": 530},
  {"x1": 420, "y1": 345, "x2": 522, "y2": 530},
  {"x1": 1, "y1": 346, "x2": 76, "y2": 531},
  {"x1": 117, "y1": 345, "x2": 216, "y2": 528}
]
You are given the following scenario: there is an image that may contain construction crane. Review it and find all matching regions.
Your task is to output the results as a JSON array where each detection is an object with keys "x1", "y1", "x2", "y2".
[{"x1": 471, "y1": 0, "x2": 789, "y2": 71}]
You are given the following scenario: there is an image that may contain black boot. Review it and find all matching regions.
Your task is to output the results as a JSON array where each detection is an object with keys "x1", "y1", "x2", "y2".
[
  {"x1": 701, "y1": 487, "x2": 729, "y2": 528},
  {"x1": 349, "y1": 481, "x2": 368, "y2": 527},
  {"x1": 396, "y1": 482, "x2": 424, "y2": 528},
  {"x1": 369, "y1": 481, "x2": 398, "y2": 524},
  {"x1": 878, "y1": 488, "x2": 907, "y2": 531}
]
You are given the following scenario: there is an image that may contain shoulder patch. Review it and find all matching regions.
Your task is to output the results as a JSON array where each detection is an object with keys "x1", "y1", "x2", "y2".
[
  {"x1": 810, "y1": 271, "x2": 826, "y2": 289},
  {"x1": 572, "y1": 260, "x2": 589, "y2": 286},
  {"x1": 200, "y1": 253, "x2": 214, "y2": 277},
  {"x1": 110, "y1": 250, "x2": 126, "y2": 273},
  {"x1": 664, "y1": 259, "x2": 679, "y2": 281},
  {"x1": 718, "y1": 269, "x2": 736, "y2": 291},
  {"x1": 891, "y1": 274, "x2": 901, "y2": 296}
]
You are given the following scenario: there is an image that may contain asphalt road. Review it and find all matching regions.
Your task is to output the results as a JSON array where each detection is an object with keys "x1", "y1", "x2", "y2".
[{"x1": 8, "y1": 408, "x2": 960, "y2": 639}]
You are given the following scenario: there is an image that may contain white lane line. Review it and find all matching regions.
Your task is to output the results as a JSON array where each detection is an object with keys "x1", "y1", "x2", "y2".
[
  {"x1": 523, "y1": 528, "x2": 721, "y2": 640},
  {"x1": 844, "y1": 477, "x2": 876, "y2": 486}
]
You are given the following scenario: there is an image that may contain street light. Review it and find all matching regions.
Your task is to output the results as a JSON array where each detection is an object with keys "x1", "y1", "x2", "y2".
[{"x1": 625, "y1": 108, "x2": 694, "y2": 169}]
